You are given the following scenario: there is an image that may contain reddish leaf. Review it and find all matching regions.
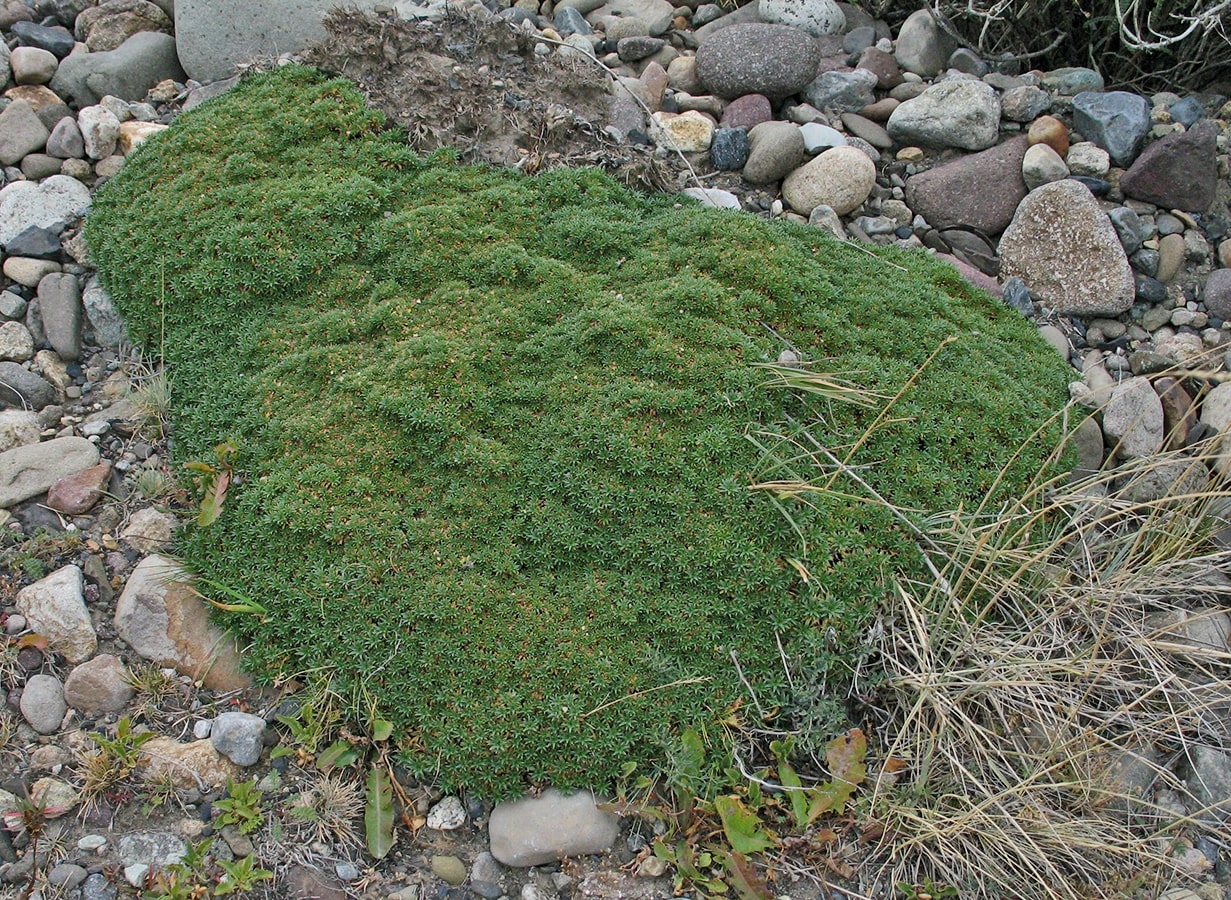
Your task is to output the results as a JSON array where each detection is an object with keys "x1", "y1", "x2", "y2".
[{"x1": 722, "y1": 850, "x2": 774, "y2": 900}]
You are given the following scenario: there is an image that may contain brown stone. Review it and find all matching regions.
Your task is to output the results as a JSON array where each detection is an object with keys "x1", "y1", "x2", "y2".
[
  {"x1": 114, "y1": 555, "x2": 251, "y2": 692},
  {"x1": 859, "y1": 97, "x2": 899, "y2": 122},
  {"x1": 3, "y1": 85, "x2": 71, "y2": 131},
  {"x1": 719, "y1": 93, "x2": 772, "y2": 130},
  {"x1": 62, "y1": 653, "x2": 135, "y2": 713},
  {"x1": 137, "y1": 737, "x2": 242, "y2": 789},
  {"x1": 75, "y1": 0, "x2": 172, "y2": 52},
  {"x1": 1026, "y1": 114, "x2": 1069, "y2": 156},
  {"x1": 1154, "y1": 376, "x2": 1196, "y2": 448},
  {"x1": 1120, "y1": 120, "x2": 1218, "y2": 213},
  {"x1": 937, "y1": 253, "x2": 1002, "y2": 297},
  {"x1": 855, "y1": 46, "x2": 903, "y2": 89},
  {"x1": 903, "y1": 135, "x2": 1028, "y2": 235},
  {"x1": 46, "y1": 462, "x2": 111, "y2": 515}
]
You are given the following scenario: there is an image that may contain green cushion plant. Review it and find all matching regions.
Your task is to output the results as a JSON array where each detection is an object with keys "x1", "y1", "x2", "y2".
[{"x1": 85, "y1": 65, "x2": 1071, "y2": 796}]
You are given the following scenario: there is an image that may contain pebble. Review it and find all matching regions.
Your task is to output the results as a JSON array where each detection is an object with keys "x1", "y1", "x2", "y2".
[
  {"x1": 209, "y1": 711, "x2": 267, "y2": 766},
  {"x1": 431, "y1": 855, "x2": 467, "y2": 886},
  {"x1": 489, "y1": 789, "x2": 619, "y2": 866},
  {"x1": 427, "y1": 795, "x2": 467, "y2": 830},
  {"x1": 19, "y1": 673, "x2": 67, "y2": 734}
]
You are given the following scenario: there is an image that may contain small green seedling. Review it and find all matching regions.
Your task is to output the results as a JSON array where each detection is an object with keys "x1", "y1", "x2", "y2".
[{"x1": 214, "y1": 779, "x2": 264, "y2": 835}]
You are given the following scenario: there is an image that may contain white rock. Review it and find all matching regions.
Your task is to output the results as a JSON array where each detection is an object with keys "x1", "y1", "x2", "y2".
[
  {"x1": 15, "y1": 564, "x2": 97, "y2": 664},
  {"x1": 1021, "y1": 142, "x2": 1068, "y2": 190},
  {"x1": 0, "y1": 409, "x2": 40, "y2": 452},
  {"x1": 758, "y1": 0, "x2": 844, "y2": 36},
  {"x1": 427, "y1": 795, "x2": 467, "y2": 830},
  {"x1": 0, "y1": 175, "x2": 92, "y2": 246},
  {"x1": 1065, "y1": 141, "x2": 1110, "y2": 178},
  {"x1": 489, "y1": 789, "x2": 619, "y2": 866},
  {"x1": 1102, "y1": 376, "x2": 1164, "y2": 459},
  {"x1": 799, "y1": 121, "x2": 847, "y2": 152},
  {"x1": 681, "y1": 187, "x2": 740, "y2": 209},
  {"x1": 78, "y1": 105, "x2": 122, "y2": 160}
]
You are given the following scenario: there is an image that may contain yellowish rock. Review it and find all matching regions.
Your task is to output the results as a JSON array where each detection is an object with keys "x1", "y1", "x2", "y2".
[
  {"x1": 119, "y1": 120, "x2": 168, "y2": 155},
  {"x1": 650, "y1": 110, "x2": 714, "y2": 152},
  {"x1": 137, "y1": 737, "x2": 242, "y2": 789}
]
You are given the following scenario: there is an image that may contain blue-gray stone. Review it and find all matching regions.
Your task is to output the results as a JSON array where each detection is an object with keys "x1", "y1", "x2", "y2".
[
  {"x1": 81, "y1": 873, "x2": 117, "y2": 900},
  {"x1": 0, "y1": 291, "x2": 27, "y2": 321},
  {"x1": 210, "y1": 711, "x2": 266, "y2": 766},
  {"x1": 948, "y1": 47, "x2": 988, "y2": 77},
  {"x1": 709, "y1": 127, "x2": 749, "y2": 170},
  {"x1": 803, "y1": 69, "x2": 878, "y2": 113},
  {"x1": 1108, "y1": 207, "x2": 1143, "y2": 257},
  {"x1": 1130, "y1": 248, "x2": 1160, "y2": 277},
  {"x1": 1001, "y1": 276, "x2": 1034, "y2": 316},
  {"x1": 49, "y1": 31, "x2": 186, "y2": 107},
  {"x1": 1072, "y1": 91, "x2": 1150, "y2": 168},
  {"x1": 1067, "y1": 175, "x2": 1111, "y2": 197},
  {"x1": 11, "y1": 21, "x2": 75, "y2": 57},
  {"x1": 553, "y1": 6, "x2": 592, "y2": 34},
  {"x1": 842, "y1": 25, "x2": 875, "y2": 54},
  {"x1": 4, "y1": 225, "x2": 62, "y2": 260},
  {"x1": 1135, "y1": 275, "x2": 1167, "y2": 304},
  {"x1": 1041, "y1": 66, "x2": 1104, "y2": 95},
  {"x1": 1169, "y1": 96, "x2": 1204, "y2": 128}
]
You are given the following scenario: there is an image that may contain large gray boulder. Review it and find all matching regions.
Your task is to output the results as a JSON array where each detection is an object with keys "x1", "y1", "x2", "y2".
[
  {"x1": 176, "y1": 0, "x2": 419, "y2": 83},
  {"x1": 50, "y1": 31, "x2": 184, "y2": 106}
]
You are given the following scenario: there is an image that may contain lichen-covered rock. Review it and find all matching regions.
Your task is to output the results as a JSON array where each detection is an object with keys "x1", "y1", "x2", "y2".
[
  {"x1": 998, "y1": 180, "x2": 1135, "y2": 316},
  {"x1": 886, "y1": 80, "x2": 1000, "y2": 151}
]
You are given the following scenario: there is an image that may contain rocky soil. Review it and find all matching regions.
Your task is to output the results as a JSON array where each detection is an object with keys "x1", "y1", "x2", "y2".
[{"x1": 0, "y1": 0, "x2": 1230, "y2": 899}]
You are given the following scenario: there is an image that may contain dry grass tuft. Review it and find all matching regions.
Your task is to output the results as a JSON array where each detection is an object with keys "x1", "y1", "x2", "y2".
[{"x1": 861, "y1": 410, "x2": 1231, "y2": 898}]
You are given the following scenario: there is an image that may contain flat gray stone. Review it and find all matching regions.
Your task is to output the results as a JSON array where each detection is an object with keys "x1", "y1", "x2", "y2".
[
  {"x1": 0, "y1": 435, "x2": 99, "y2": 507},
  {"x1": 46, "y1": 116, "x2": 84, "y2": 159},
  {"x1": 489, "y1": 789, "x2": 619, "y2": 866},
  {"x1": 16, "y1": 564, "x2": 97, "y2": 664},
  {"x1": 83, "y1": 276, "x2": 129, "y2": 348},
  {"x1": 50, "y1": 31, "x2": 185, "y2": 107},
  {"x1": 37, "y1": 272, "x2": 82, "y2": 362},
  {"x1": 743, "y1": 120, "x2": 805, "y2": 184},
  {"x1": 1102, "y1": 376, "x2": 1164, "y2": 459},
  {"x1": 802, "y1": 68, "x2": 877, "y2": 114}
]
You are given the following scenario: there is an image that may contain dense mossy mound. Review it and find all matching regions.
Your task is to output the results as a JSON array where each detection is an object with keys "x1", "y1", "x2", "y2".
[{"x1": 86, "y1": 66, "x2": 1071, "y2": 795}]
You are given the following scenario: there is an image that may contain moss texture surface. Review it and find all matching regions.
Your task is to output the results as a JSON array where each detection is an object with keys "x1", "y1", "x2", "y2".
[{"x1": 85, "y1": 66, "x2": 1071, "y2": 795}]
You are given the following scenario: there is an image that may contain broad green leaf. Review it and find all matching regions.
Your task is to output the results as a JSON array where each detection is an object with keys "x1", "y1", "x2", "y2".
[
  {"x1": 777, "y1": 757, "x2": 808, "y2": 830},
  {"x1": 365, "y1": 765, "x2": 395, "y2": 860},
  {"x1": 318, "y1": 739, "x2": 361, "y2": 772},
  {"x1": 371, "y1": 718, "x2": 394, "y2": 742},
  {"x1": 713, "y1": 795, "x2": 775, "y2": 855}
]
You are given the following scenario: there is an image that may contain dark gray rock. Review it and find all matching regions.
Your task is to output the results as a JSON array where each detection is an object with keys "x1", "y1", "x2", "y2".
[
  {"x1": 1071, "y1": 90, "x2": 1150, "y2": 168},
  {"x1": 1001, "y1": 276, "x2": 1033, "y2": 316},
  {"x1": 947, "y1": 47, "x2": 987, "y2": 76},
  {"x1": 709, "y1": 127, "x2": 749, "y2": 169},
  {"x1": 50, "y1": 31, "x2": 186, "y2": 107},
  {"x1": 554, "y1": 6, "x2": 592, "y2": 33},
  {"x1": 617, "y1": 36, "x2": 665, "y2": 61},
  {"x1": 45, "y1": 116, "x2": 84, "y2": 159},
  {"x1": 1120, "y1": 120, "x2": 1218, "y2": 212},
  {"x1": 903, "y1": 135, "x2": 1027, "y2": 235},
  {"x1": 5, "y1": 225, "x2": 63, "y2": 260},
  {"x1": 842, "y1": 25, "x2": 874, "y2": 54},
  {"x1": 695, "y1": 24, "x2": 822, "y2": 101},
  {"x1": 81, "y1": 872, "x2": 117, "y2": 900},
  {"x1": 1169, "y1": 96, "x2": 1204, "y2": 127},
  {"x1": 1134, "y1": 275, "x2": 1167, "y2": 305},
  {"x1": 1107, "y1": 206, "x2": 1143, "y2": 257},
  {"x1": 11, "y1": 21, "x2": 76, "y2": 57},
  {"x1": 0, "y1": 361, "x2": 58, "y2": 409},
  {"x1": 1130, "y1": 247, "x2": 1160, "y2": 277}
]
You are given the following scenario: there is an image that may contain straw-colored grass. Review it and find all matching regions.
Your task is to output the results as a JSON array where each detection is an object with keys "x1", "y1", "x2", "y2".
[{"x1": 859, "y1": 411, "x2": 1231, "y2": 898}]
